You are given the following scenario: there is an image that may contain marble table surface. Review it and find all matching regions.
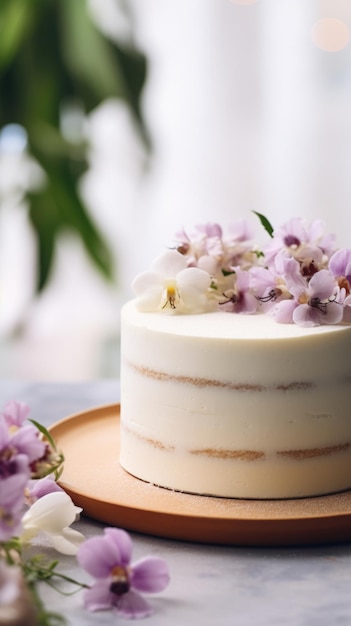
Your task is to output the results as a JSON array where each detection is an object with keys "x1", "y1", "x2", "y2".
[{"x1": 2, "y1": 379, "x2": 351, "y2": 626}]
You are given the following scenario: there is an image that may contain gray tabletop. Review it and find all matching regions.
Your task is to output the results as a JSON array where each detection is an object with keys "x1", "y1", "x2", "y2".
[{"x1": 3, "y1": 380, "x2": 351, "y2": 626}]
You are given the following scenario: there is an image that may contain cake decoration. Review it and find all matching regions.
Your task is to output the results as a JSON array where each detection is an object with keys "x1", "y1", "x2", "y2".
[{"x1": 132, "y1": 214, "x2": 351, "y2": 327}]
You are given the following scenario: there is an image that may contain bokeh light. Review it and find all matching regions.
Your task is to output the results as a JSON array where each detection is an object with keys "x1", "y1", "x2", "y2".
[{"x1": 311, "y1": 18, "x2": 350, "y2": 52}]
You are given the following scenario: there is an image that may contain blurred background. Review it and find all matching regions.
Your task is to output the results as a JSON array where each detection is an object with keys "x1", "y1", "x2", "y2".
[{"x1": 1, "y1": 0, "x2": 351, "y2": 380}]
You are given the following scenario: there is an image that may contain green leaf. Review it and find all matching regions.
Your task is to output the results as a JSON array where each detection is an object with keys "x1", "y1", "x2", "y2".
[
  {"x1": 28, "y1": 187, "x2": 61, "y2": 291},
  {"x1": 253, "y1": 211, "x2": 274, "y2": 238},
  {"x1": 0, "y1": 0, "x2": 34, "y2": 71},
  {"x1": 0, "y1": 0, "x2": 147, "y2": 294},
  {"x1": 29, "y1": 418, "x2": 58, "y2": 451}
]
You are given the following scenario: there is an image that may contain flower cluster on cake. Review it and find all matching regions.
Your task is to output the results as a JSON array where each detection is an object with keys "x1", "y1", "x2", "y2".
[{"x1": 132, "y1": 214, "x2": 351, "y2": 327}]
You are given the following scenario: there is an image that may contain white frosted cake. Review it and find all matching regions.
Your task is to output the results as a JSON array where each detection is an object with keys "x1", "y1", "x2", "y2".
[{"x1": 119, "y1": 217, "x2": 351, "y2": 499}]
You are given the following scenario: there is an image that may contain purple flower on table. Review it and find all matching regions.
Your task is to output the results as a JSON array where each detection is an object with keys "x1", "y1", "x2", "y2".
[
  {"x1": 0, "y1": 417, "x2": 31, "y2": 479},
  {"x1": 25, "y1": 475, "x2": 64, "y2": 506},
  {"x1": 219, "y1": 267, "x2": 257, "y2": 314},
  {"x1": 10, "y1": 423, "x2": 46, "y2": 466},
  {"x1": 0, "y1": 473, "x2": 28, "y2": 541},
  {"x1": 0, "y1": 400, "x2": 30, "y2": 428},
  {"x1": 77, "y1": 527, "x2": 170, "y2": 619}
]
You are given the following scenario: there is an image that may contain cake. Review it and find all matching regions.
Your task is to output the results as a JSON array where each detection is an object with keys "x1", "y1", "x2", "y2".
[{"x1": 119, "y1": 216, "x2": 351, "y2": 499}]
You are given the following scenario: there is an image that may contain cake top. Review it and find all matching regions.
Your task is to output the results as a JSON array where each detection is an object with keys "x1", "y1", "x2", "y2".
[
  {"x1": 124, "y1": 301, "x2": 351, "y2": 340},
  {"x1": 131, "y1": 213, "x2": 351, "y2": 328}
]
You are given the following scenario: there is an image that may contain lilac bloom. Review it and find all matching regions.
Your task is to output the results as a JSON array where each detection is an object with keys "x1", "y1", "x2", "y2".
[
  {"x1": 263, "y1": 217, "x2": 307, "y2": 263},
  {"x1": 329, "y1": 248, "x2": 351, "y2": 287},
  {"x1": 307, "y1": 219, "x2": 337, "y2": 257},
  {"x1": 25, "y1": 475, "x2": 64, "y2": 505},
  {"x1": 0, "y1": 400, "x2": 30, "y2": 428},
  {"x1": 286, "y1": 269, "x2": 342, "y2": 327},
  {"x1": 263, "y1": 218, "x2": 336, "y2": 272},
  {"x1": 228, "y1": 219, "x2": 254, "y2": 242},
  {"x1": 0, "y1": 417, "x2": 31, "y2": 479},
  {"x1": 270, "y1": 298, "x2": 298, "y2": 324},
  {"x1": 175, "y1": 223, "x2": 223, "y2": 267},
  {"x1": 223, "y1": 220, "x2": 256, "y2": 269},
  {"x1": 77, "y1": 527, "x2": 170, "y2": 619},
  {"x1": 249, "y1": 265, "x2": 291, "y2": 311},
  {"x1": 0, "y1": 473, "x2": 28, "y2": 541},
  {"x1": 11, "y1": 424, "x2": 46, "y2": 465},
  {"x1": 219, "y1": 268, "x2": 257, "y2": 314}
]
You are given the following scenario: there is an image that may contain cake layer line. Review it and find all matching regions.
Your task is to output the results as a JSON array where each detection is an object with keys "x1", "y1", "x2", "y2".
[
  {"x1": 121, "y1": 424, "x2": 351, "y2": 461},
  {"x1": 124, "y1": 360, "x2": 313, "y2": 392}
]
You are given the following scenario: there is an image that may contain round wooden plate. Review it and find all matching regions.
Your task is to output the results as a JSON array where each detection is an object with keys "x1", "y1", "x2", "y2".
[{"x1": 50, "y1": 404, "x2": 351, "y2": 546}]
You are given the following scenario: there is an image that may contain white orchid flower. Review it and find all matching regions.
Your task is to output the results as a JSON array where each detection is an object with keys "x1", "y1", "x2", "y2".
[
  {"x1": 21, "y1": 491, "x2": 85, "y2": 555},
  {"x1": 132, "y1": 249, "x2": 212, "y2": 313}
]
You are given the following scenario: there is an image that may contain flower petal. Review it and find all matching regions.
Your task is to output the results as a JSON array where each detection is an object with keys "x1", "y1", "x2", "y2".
[
  {"x1": 1, "y1": 400, "x2": 30, "y2": 427},
  {"x1": 151, "y1": 249, "x2": 187, "y2": 277},
  {"x1": 329, "y1": 248, "x2": 351, "y2": 281},
  {"x1": 104, "y1": 528, "x2": 133, "y2": 566},
  {"x1": 132, "y1": 271, "x2": 163, "y2": 296},
  {"x1": 176, "y1": 267, "x2": 211, "y2": 312},
  {"x1": 83, "y1": 580, "x2": 115, "y2": 612},
  {"x1": 308, "y1": 269, "x2": 337, "y2": 301},
  {"x1": 270, "y1": 299, "x2": 297, "y2": 323},
  {"x1": 48, "y1": 527, "x2": 85, "y2": 555},
  {"x1": 131, "y1": 557, "x2": 170, "y2": 593},
  {"x1": 77, "y1": 535, "x2": 123, "y2": 578},
  {"x1": 117, "y1": 589, "x2": 153, "y2": 619},
  {"x1": 293, "y1": 304, "x2": 321, "y2": 327},
  {"x1": 22, "y1": 492, "x2": 81, "y2": 533},
  {"x1": 177, "y1": 267, "x2": 211, "y2": 292}
]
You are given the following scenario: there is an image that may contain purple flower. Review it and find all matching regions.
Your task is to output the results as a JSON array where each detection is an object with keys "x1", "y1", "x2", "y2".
[
  {"x1": 285, "y1": 268, "x2": 342, "y2": 327},
  {"x1": 0, "y1": 417, "x2": 31, "y2": 479},
  {"x1": 11, "y1": 424, "x2": 46, "y2": 465},
  {"x1": 219, "y1": 268, "x2": 257, "y2": 314},
  {"x1": 77, "y1": 528, "x2": 170, "y2": 619},
  {"x1": 25, "y1": 475, "x2": 64, "y2": 505},
  {"x1": 263, "y1": 218, "x2": 337, "y2": 273},
  {"x1": 250, "y1": 264, "x2": 291, "y2": 311},
  {"x1": 0, "y1": 473, "x2": 28, "y2": 541},
  {"x1": 0, "y1": 400, "x2": 30, "y2": 428},
  {"x1": 329, "y1": 248, "x2": 351, "y2": 292},
  {"x1": 270, "y1": 298, "x2": 298, "y2": 324}
]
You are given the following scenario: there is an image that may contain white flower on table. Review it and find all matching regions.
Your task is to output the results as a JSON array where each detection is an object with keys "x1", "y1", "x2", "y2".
[
  {"x1": 132, "y1": 249, "x2": 212, "y2": 314},
  {"x1": 21, "y1": 491, "x2": 85, "y2": 555}
]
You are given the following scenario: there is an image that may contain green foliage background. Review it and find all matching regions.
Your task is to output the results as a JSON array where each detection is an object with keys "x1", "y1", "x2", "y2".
[{"x1": 0, "y1": 0, "x2": 148, "y2": 292}]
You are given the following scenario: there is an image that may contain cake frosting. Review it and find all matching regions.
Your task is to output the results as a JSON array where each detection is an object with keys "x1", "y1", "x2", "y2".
[{"x1": 119, "y1": 216, "x2": 351, "y2": 499}]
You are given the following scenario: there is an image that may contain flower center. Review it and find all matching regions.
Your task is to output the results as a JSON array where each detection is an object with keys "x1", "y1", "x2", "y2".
[
  {"x1": 110, "y1": 565, "x2": 130, "y2": 596},
  {"x1": 0, "y1": 507, "x2": 15, "y2": 527},
  {"x1": 257, "y1": 288, "x2": 282, "y2": 303},
  {"x1": 162, "y1": 280, "x2": 179, "y2": 310},
  {"x1": 338, "y1": 276, "x2": 351, "y2": 296},
  {"x1": 284, "y1": 235, "x2": 300, "y2": 247}
]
